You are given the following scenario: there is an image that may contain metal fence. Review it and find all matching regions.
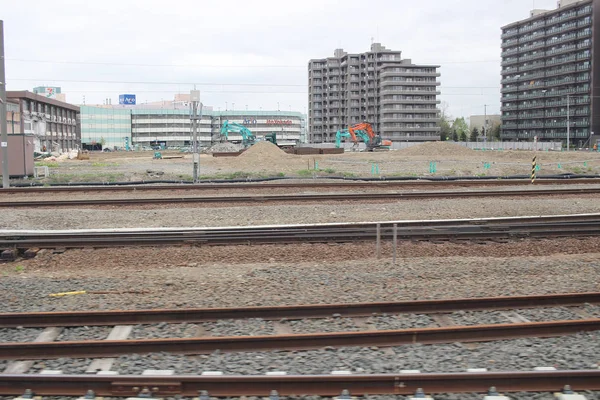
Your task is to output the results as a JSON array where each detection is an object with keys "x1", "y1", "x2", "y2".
[{"x1": 301, "y1": 141, "x2": 564, "y2": 151}]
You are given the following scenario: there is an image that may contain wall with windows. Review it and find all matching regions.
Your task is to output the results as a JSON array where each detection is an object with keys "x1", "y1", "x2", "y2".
[{"x1": 80, "y1": 106, "x2": 132, "y2": 150}]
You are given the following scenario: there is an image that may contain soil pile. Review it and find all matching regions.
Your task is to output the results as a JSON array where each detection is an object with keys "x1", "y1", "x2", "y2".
[
  {"x1": 239, "y1": 141, "x2": 289, "y2": 161},
  {"x1": 400, "y1": 142, "x2": 476, "y2": 157}
]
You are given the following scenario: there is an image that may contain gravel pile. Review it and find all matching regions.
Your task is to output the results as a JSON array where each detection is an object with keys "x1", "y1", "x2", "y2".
[{"x1": 207, "y1": 142, "x2": 243, "y2": 153}]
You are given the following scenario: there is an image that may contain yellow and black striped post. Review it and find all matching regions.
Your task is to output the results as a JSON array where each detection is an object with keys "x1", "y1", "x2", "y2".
[{"x1": 531, "y1": 156, "x2": 537, "y2": 184}]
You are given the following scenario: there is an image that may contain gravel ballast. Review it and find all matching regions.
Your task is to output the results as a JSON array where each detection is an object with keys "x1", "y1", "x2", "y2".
[
  {"x1": 27, "y1": 332, "x2": 600, "y2": 376},
  {"x1": 1, "y1": 252, "x2": 598, "y2": 312},
  {"x1": 1, "y1": 196, "x2": 600, "y2": 229}
]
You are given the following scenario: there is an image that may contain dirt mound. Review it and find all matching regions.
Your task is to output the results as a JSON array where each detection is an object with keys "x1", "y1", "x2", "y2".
[
  {"x1": 239, "y1": 140, "x2": 288, "y2": 160},
  {"x1": 400, "y1": 142, "x2": 476, "y2": 157}
]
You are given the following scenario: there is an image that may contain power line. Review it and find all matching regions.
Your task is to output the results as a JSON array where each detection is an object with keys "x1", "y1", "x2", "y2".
[
  {"x1": 9, "y1": 77, "x2": 500, "y2": 90},
  {"x1": 6, "y1": 58, "x2": 500, "y2": 68},
  {"x1": 9, "y1": 78, "x2": 306, "y2": 87}
]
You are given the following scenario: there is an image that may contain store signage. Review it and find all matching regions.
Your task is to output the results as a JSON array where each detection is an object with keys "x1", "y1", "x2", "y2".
[
  {"x1": 266, "y1": 119, "x2": 293, "y2": 125},
  {"x1": 243, "y1": 118, "x2": 257, "y2": 125}
]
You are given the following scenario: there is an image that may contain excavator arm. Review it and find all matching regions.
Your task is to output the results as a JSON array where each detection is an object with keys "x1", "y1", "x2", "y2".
[{"x1": 220, "y1": 120, "x2": 256, "y2": 146}]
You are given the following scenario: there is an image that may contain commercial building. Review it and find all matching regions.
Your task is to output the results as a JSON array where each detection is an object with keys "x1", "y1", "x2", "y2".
[
  {"x1": 308, "y1": 43, "x2": 441, "y2": 143},
  {"x1": 500, "y1": 0, "x2": 599, "y2": 146},
  {"x1": 80, "y1": 99, "x2": 304, "y2": 149},
  {"x1": 80, "y1": 106, "x2": 133, "y2": 150},
  {"x1": 7, "y1": 91, "x2": 80, "y2": 152},
  {"x1": 32, "y1": 86, "x2": 67, "y2": 103},
  {"x1": 132, "y1": 110, "x2": 304, "y2": 148}
]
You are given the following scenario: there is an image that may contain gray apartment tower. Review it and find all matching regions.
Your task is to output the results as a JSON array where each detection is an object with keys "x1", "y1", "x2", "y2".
[
  {"x1": 501, "y1": 0, "x2": 600, "y2": 147},
  {"x1": 308, "y1": 43, "x2": 441, "y2": 143}
]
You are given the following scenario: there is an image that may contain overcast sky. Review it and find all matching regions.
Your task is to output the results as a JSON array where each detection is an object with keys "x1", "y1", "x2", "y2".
[{"x1": 2, "y1": 0, "x2": 559, "y2": 119}]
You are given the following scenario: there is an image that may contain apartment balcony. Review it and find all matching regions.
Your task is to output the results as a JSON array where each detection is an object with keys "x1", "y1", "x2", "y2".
[
  {"x1": 502, "y1": 114, "x2": 519, "y2": 120},
  {"x1": 545, "y1": 65, "x2": 577, "y2": 77},
  {"x1": 546, "y1": 54, "x2": 577, "y2": 66},
  {"x1": 501, "y1": 47, "x2": 520, "y2": 57},
  {"x1": 501, "y1": 58, "x2": 520, "y2": 67},
  {"x1": 520, "y1": 41, "x2": 547, "y2": 52},
  {"x1": 577, "y1": 29, "x2": 592, "y2": 38},
  {"x1": 518, "y1": 62, "x2": 546, "y2": 72},
  {"x1": 546, "y1": 44, "x2": 577, "y2": 57},
  {"x1": 501, "y1": 86, "x2": 519, "y2": 93},
  {"x1": 519, "y1": 21, "x2": 546, "y2": 34},
  {"x1": 518, "y1": 71, "x2": 547, "y2": 81},
  {"x1": 500, "y1": 105, "x2": 519, "y2": 111},
  {"x1": 501, "y1": 29, "x2": 519, "y2": 39},
  {"x1": 380, "y1": 98, "x2": 440, "y2": 105},
  {"x1": 501, "y1": 75, "x2": 521, "y2": 84},
  {"x1": 518, "y1": 31, "x2": 545, "y2": 44},
  {"x1": 547, "y1": 11, "x2": 578, "y2": 26},
  {"x1": 518, "y1": 52, "x2": 546, "y2": 62},
  {"x1": 547, "y1": 33, "x2": 577, "y2": 46},
  {"x1": 380, "y1": 89, "x2": 441, "y2": 96},
  {"x1": 546, "y1": 22, "x2": 578, "y2": 36}
]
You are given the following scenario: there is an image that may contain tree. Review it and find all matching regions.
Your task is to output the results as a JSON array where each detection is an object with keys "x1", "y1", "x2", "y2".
[
  {"x1": 452, "y1": 117, "x2": 469, "y2": 142},
  {"x1": 470, "y1": 127, "x2": 479, "y2": 142},
  {"x1": 491, "y1": 124, "x2": 501, "y2": 141},
  {"x1": 451, "y1": 129, "x2": 458, "y2": 142},
  {"x1": 437, "y1": 102, "x2": 452, "y2": 141}
]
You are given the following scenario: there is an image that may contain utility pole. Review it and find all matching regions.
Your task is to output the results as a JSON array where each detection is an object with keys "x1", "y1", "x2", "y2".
[
  {"x1": 0, "y1": 20, "x2": 9, "y2": 189},
  {"x1": 566, "y1": 94, "x2": 570, "y2": 152},
  {"x1": 483, "y1": 104, "x2": 488, "y2": 141},
  {"x1": 190, "y1": 89, "x2": 201, "y2": 183}
]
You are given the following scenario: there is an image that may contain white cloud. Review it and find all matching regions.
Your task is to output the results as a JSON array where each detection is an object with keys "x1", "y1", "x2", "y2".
[{"x1": 2, "y1": 0, "x2": 558, "y2": 117}]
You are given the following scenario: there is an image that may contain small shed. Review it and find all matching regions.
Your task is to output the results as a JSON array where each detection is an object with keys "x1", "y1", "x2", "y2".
[{"x1": 0, "y1": 134, "x2": 35, "y2": 177}]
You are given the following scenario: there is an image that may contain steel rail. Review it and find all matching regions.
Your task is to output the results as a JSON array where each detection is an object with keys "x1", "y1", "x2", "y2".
[
  {"x1": 2, "y1": 216, "x2": 600, "y2": 250},
  {"x1": 0, "y1": 292, "x2": 598, "y2": 328},
  {"x1": 2, "y1": 178, "x2": 600, "y2": 194},
  {"x1": 1, "y1": 187, "x2": 600, "y2": 207},
  {"x1": 1, "y1": 370, "x2": 600, "y2": 396},
  {"x1": 0, "y1": 319, "x2": 598, "y2": 360}
]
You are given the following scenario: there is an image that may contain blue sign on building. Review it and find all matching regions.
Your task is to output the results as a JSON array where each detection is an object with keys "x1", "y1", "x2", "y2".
[{"x1": 119, "y1": 94, "x2": 136, "y2": 105}]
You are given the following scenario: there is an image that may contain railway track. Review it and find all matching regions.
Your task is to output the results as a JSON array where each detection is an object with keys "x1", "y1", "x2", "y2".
[
  {"x1": 2, "y1": 370, "x2": 600, "y2": 396},
  {"x1": 2, "y1": 177, "x2": 600, "y2": 194},
  {"x1": 1, "y1": 187, "x2": 600, "y2": 208},
  {"x1": 1, "y1": 293, "x2": 599, "y2": 396},
  {"x1": 1, "y1": 214, "x2": 600, "y2": 252},
  {"x1": 0, "y1": 292, "x2": 598, "y2": 360}
]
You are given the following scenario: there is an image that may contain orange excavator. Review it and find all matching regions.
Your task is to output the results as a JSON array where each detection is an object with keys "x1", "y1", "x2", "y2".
[{"x1": 348, "y1": 122, "x2": 392, "y2": 151}]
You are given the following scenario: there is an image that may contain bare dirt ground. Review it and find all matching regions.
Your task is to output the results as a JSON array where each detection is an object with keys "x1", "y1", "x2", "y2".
[{"x1": 25, "y1": 142, "x2": 600, "y2": 184}]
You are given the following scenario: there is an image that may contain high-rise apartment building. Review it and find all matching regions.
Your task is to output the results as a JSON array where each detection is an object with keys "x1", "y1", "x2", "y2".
[
  {"x1": 500, "y1": 0, "x2": 599, "y2": 147},
  {"x1": 308, "y1": 43, "x2": 441, "y2": 143}
]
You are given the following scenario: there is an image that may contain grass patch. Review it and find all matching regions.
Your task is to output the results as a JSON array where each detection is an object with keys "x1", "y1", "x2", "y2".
[
  {"x1": 91, "y1": 162, "x2": 119, "y2": 168},
  {"x1": 47, "y1": 173, "x2": 126, "y2": 184},
  {"x1": 35, "y1": 161, "x2": 59, "y2": 168},
  {"x1": 297, "y1": 169, "x2": 314, "y2": 177},
  {"x1": 198, "y1": 171, "x2": 284, "y2": 180}
]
